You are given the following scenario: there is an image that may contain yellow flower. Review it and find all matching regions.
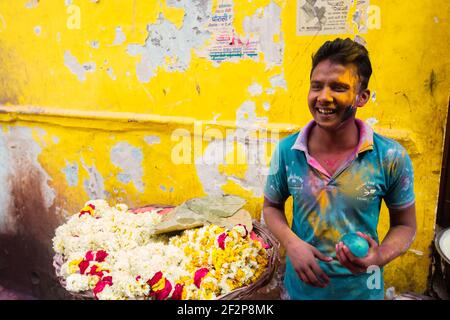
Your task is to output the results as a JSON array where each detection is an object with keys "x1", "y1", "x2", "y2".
[{"x1": 68, "y1": 258, "x2": 83, "y2": 274}]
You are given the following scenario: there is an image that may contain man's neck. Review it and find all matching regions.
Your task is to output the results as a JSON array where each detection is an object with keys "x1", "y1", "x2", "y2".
[{"x1": 309, "y1": 118, "x2": 360, "y2": 153}]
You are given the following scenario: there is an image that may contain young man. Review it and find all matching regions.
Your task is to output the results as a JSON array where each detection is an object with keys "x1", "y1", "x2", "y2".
[{"x1": 263, "y1": 38, "x2": 416, "y2": 300}]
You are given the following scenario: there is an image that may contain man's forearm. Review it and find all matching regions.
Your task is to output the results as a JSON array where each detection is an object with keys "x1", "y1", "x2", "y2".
[
  {"x1": 263, "y1": 205, "x2": 298, "y2": 250},
  {"x1": 378, "y1": 225, "x2": 416, "y2": 267}
]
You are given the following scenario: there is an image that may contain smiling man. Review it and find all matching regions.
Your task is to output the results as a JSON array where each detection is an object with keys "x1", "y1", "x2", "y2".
[{"x1": 263, "y1": 38, "x2": 417, "y2": 300}]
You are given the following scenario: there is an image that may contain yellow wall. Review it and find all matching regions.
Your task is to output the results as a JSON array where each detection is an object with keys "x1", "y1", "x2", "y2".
[{"x1": 0, "y1": 0, "x2": 449, "y2": 297}]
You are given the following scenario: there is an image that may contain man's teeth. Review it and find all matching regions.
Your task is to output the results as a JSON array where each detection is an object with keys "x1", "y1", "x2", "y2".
[{"x1": 317, "y1": 108, "x2": 336, "y2": 114}]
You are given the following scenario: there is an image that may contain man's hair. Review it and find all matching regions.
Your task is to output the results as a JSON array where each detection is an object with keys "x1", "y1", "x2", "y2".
[{"x1": 311, "y1": 38, "x2": 372, "y2": 91}]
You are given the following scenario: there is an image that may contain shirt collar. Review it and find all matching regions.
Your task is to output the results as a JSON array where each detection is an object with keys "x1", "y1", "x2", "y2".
[{"x1": 291, "y1": 118, "x2": 374, "y2": 154}]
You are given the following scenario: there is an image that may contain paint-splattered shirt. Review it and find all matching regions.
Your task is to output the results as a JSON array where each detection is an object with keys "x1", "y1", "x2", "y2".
[{"x1": 264, "y1": 119, "x2": 415, "y2": 300}]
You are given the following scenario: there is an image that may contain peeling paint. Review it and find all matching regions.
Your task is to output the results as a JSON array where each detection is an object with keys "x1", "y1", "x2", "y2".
[
  {"x1": 269, "y1": 73, "x2": 287, "y2": 90},
  {"x1": 195, "y1": 139, "x2": 227, "y2": 195},
  {"x1": 61, "y1": 160, "x2": 79, "y2": 187},
  {"x1": 263, "y1": 102, "x2": 270, "y2": 111},
  {"x1": 81, "y1": 158, "x2": 107, "y2": 199},
  {"x1": 106, "y1": 67, "x2": 117, "y2": 80},
  {"x1": 371, "y1": 91, "x2": 377, "y2": 102},
  {"x1": 112, "y1": 26, "x2": 126, "y2": 46},
  {"x1": 127, "y1": 0, "x2": 211, "y2": 83},
  {"x1": 236, "y1": 100, "x2": 268, "y2": 128},
  {"x1": 110, "y1": 142, "x2": 144, "y2": 192},
  {"x1": 248, "y1": 83, "x2": 263, "y2": 96},
  {"x1": 243, "y1": 1, "x2": 283, "y2": 66},
  {"x1": 90, "y1": 40, "x2": 100, "y2": 49},
  {"x1": 52, "y1": 136, "x2": 60, "y2": 144},
  {"x1": 144, "y1": 135, "x2": 161, "y2": 145},
  {"x1": 265, "y1": 88, "x2": 275, "y2": 95},
  {"x1": 64, "y1": 51, "x2": 96, "y2": 82},
  {"x1": 25, "y1": 0, "x2": 39, "y2": 9}
]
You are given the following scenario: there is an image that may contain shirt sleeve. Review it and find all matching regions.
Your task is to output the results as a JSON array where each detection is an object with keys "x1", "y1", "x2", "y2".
[
  {"x1": 384, "y1": 147, "x2": 415, "y2": 210},
  {"x1": 263, "y1": 141, "x2": 290, "y2": 204}
]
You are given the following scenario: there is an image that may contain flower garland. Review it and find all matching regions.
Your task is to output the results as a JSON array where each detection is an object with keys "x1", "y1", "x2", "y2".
[{"x1": 53, "y1": 199, "x2": 269, "y2": 300}]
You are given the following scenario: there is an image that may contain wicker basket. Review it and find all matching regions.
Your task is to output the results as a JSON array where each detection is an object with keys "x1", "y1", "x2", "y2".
[{"x1": 53, "y1": 205, "x2": 280, "y2": 300}]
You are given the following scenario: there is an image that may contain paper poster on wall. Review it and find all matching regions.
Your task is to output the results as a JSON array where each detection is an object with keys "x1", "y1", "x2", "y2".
[
  {"x1": 297, "y1": 0, "x2": 369, "y2": 36},
  {"x1": 203, "y1": 0, "x2": 259, "y2": 62}
]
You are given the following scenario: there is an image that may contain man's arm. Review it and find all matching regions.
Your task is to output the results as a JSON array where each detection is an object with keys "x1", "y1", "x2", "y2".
[
  {"x1": 262, "y1": 197, "x2": 296, "y2": 249},
  {"x1": 336, "y1": 204, "x2": 417, "y2": 273},
  {"x1": 263, "y1": 196, "x2": 332, "y2": 287},
  {"x1": 377, "y1": 204, "x2": 417, "y2": 266}
]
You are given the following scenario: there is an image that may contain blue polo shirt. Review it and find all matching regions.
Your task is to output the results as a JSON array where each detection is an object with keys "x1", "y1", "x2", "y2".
[{"x1": 264, "y1": 119, "x2": 415, "y2": 300}]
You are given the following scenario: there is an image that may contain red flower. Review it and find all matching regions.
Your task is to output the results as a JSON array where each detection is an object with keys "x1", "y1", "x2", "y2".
[
  {"x1": 250, "y1": 231, "x2": 270, "y2": 249},
  {"x1": 153, "y1": 279, "x2": 172, "y2": 300},
  {"x1": 147, "y1": 271, "x2": 163, "y2": 287},
  {"x1": 93, "y1": 276, "x2": 113, "y2": 299},
  {"x1": 88, "y1": 265, "x2": 104, "y2": 278},
  {"x1": 194, "y1": 268, "x2": 209, "y2": 288},
  {"x1": 78, "y1": 260, "x2": 90, "y2": 274},
  {"x1": 102, "y1": 276, "x2": 113, "y2": 286},
  {"x1": 93, "y1": 281, "x2": 107, "y2": 298},
  {"x1": 217, "y1": 233, "x2": 228, "y2": 250},
  {"x1": 95, "y1": 250, "x2": 108, "y2": 262},
  {"x1": 136, "y1": 275, "x2": 142, "y2": 281},
  {"x1": 171, "y1": 283, "x2": 184, "y2": 300},
  {"x1": 147, "y1": 272, "x2": 172, "y2": 300},
  {"x1": 85, "y1": 250, "x2": 94, "y2": 262}
]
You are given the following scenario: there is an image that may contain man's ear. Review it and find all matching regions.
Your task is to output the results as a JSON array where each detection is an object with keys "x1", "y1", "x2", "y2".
[{"x1": 356, "y1": 89, "x2": 371, "y2": 108}]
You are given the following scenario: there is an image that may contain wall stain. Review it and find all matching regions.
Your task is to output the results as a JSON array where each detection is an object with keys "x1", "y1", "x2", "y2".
[
  {"x1": 1, "y1": 165, "x2": 70, "y2": 299},
  {"x1": 424, "y1": 69, "x2": 437, "y2": 96}
]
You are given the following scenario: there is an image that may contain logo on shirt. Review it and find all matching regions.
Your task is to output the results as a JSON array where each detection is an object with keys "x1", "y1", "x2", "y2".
[
  {"x1": 356, "y1": 182, "x2": 378, "y2": 201},
  {"x1": 288, "y1": 174, "x2": 304, "y2": 191}
]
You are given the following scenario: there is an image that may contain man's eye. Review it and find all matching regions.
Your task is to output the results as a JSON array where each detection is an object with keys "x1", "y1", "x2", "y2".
[
  {"x1": 310, "y1": 84, "x2": 322, "y2": 90},
  {"x1": 333, "y1": 86, "x2": 347, "y2": 92}
]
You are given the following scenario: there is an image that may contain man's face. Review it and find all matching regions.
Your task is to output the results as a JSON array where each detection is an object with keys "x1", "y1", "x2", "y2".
[{"x1": 308, "y1": 59, "x2": 362, "y2": 131}]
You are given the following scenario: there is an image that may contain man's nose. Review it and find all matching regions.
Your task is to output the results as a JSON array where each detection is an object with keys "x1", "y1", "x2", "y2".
[{"x1": 317, "y1": 88, "x2": 333, "y2": 104}]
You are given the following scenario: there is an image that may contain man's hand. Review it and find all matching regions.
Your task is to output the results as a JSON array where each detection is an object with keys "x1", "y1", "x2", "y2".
[
  {"x1": 286, "y1": 237, "x2": 333, "y2": 288},
  {"x1": 336, "y1": 205, "x2": 416, "y2": 274},
  {"x1": 335, "y1": 232, "x2": 382, "y2": 274},
  {"x1": 263, "y1": 196, "x2": 332, "y2": 288}
]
